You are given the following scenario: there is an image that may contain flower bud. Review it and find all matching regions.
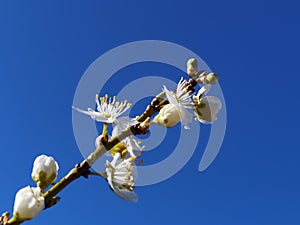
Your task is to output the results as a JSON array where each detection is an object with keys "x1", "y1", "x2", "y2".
[
  {"x1": 205, "y1": 73, "x2": 219, "y2": 84},
  {"x1": 152, "y1": 104, "x2": 181, "y2": 128},
  {"x1": 186, "y1": 58, "x2": 198, "y2": 76},
  {"x1": 13, "y1": 186, "x2": 44, "y2": 221},
  {"x1": 187, "y1": 58, "x2": 198, "y2": 70},
  {"x1": 31, "y1": 155, "x2": 59, "y2": 190}
]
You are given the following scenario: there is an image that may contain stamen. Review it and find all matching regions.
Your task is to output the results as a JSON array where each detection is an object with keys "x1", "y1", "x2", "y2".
[
  {"x1": 126, "y1": 164, "x2": 133, "y2": 170},
  {"x1": 136, "y1": 159, "x2": 144, "y2": 165},
  {"x1": 130, "y1": 157, "x2": 136, "y2": 161}
]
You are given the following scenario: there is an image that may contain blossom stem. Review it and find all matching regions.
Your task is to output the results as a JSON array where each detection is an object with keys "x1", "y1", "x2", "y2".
[
  {"x1": 102, "y1": 123, "x2": 108, "y2": 137},
  {"x1": 86, "y1": 145, "x2": 106, "y2": 166},
  {"x1": 136, "y1": 92, "x2": 165, "y2": 122},
  {"x1": 7, "y1": 216, "x2": 21, "y2": 225},
  {"x1": 42, "y1": 165, "x2": 85, "y2": 208}
]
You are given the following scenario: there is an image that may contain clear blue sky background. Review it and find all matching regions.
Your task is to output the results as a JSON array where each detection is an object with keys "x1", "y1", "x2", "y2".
[{"x1": 0, "y1": 1, "x2": 299, "y2": 225}]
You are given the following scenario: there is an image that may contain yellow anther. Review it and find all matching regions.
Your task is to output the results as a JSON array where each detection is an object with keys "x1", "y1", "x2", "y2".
[
  {"x1": 121, "y1": 149, "x2": 128, "y2": 159},
  {"x1": 130, "y1": 157, "x2": 136, "y2": 161},
  {"x1": 126, "y1": 164, "x2": 133, "y2": 170},
  {"x1": 96, "y1": 94, "x2": 99, "y2": 98}
]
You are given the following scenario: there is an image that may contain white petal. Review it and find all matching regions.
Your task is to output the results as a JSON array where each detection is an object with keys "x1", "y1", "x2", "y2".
[
  {"x1": 86, "y1": 108, "x2": 109, "y2": 122},
  {"x1": 72, "y1": 106, "x2": 109, "y2": 122},
  {"x1": 72, "y1": 106, "x2": 93, "y2": 116},
  {"x1": 111, "y1": 153, "x2": 121, "y2": 167},
  {"x1": 163, "y1": 86, "x2": 179, "y2": 108},
  {"x1": 196, "y1": 85, "x2": 211, "y2": 98},
  {"x1": 114, "y1": 187, "x2": 138, "y2": 202},
  {"x1": 31, "y1": 155, "x2": 59, "y2": 188},
  {"x1": 113, "y1": 170, "x2": 129, "y2": 176},
  {"x1": 13, "y1": 186, "x2": 44, "y2": 220},
  {"x1": 178, "y1": 105, "x2": 193, "y2": 129},
  {"x1": 197, "y1": 96, "x2": 222, "y2": 124}
]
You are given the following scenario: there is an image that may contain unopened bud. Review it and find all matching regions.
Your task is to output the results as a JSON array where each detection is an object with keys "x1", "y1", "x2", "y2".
[{"x1": 31, "y1": 155, "x2": 59, "y2": 190}]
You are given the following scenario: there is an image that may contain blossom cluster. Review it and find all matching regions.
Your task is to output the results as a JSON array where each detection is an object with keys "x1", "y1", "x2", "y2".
[
  {"x1": 3, "y1": 58, "x2": 222, "y2": 225},
  {"x1": 72, "y1": 58, "x2": 222, "y2": 202}
]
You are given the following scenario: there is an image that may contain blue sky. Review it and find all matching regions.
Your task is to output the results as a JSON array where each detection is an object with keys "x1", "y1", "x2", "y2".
[{"x1": 0, "y1": 1, "x2": 299, "y2": 225}]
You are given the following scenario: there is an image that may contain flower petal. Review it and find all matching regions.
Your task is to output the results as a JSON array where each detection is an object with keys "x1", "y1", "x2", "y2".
[
  {"x1": 196, "y1": 96, "x2": 222, "y2": 124},
  {"x1": 114, "y1": 187, "x2": 138, "y2": 202}
]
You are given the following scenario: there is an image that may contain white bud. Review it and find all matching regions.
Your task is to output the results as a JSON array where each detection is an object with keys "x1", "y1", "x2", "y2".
[
  {"x1": 152, "y1": 104, "x2": 181, "y2": 128},
  {"x1": 187, "y1": 58, "x2": 198, "y2": 68},
  {"x1": 13, "y1": 186, "x2": 44, "y2": 220},
  {"x1": 31, "y1": 155, "x2": 59, "y2": 190},
  {"x1": 205, "y1": 73, "x2": 219, "y2": 84}
]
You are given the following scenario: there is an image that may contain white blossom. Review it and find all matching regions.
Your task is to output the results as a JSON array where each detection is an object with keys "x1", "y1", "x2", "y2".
[
  {"x1": 153, "y1": 78, "x2": 193, "y2": 129},
  {"x1": 193, "y1": 86, "x2": 222, "y2": 124},
  {"x1": 72, "y1": 94, "x2": 131, "y2": 124},
  {"x1": 105, "y1": 153, "x2": 138, "y2": 202},
  {"x1": 31, "y1": 155, "x2": 59, "y2": 190},
  {"x1": 13, "y1": 186, "x2": 44, "y2": 220}
]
